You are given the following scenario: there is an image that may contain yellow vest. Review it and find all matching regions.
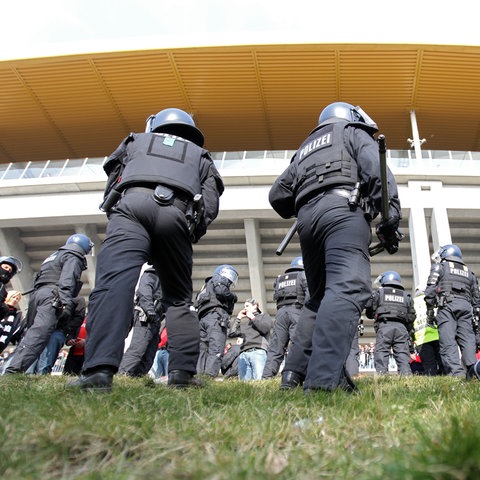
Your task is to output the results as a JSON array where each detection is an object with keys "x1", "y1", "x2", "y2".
[{"x1": 413, "y1": 294, "x2": 439, "y2": 345}]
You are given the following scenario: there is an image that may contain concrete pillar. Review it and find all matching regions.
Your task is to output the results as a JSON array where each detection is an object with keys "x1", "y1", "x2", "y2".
[
  {"x1": 0, "y1": 227, "x2": 34, "y2": 310},
  {"x1": 409, "y1": 110, "x2": 424, "y2": 160},
  {"x1": 244, "y1": 218, "x2": 267, "y2": 310},
  {"x1": 430, "y1": 183, "x2": 452, "y2": 253},
  {"x1": 75, "y1": 223, "x2": 100, "y2": 288},
  {"x1": 408, "y1": 207, "x2": 431, "y2": 291}
]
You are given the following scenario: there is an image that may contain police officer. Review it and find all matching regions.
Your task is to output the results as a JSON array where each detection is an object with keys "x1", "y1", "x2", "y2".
[
  {"x1": 195, "y1": 264, "x2": 238, "y2": 377},
  {"x1": 365, "y1": 271, "x2": 415, "y2": 375},
  {"x1": 269, "y1": 102, "x2": 402, "y2": 393},
  {"x1": 425, "y1": 244, "x2": 480, "y2": 379},
  {"x1": 4, "y1": 234, "x2": 92, "y2": 374},
  {"x1": 262, "y1": 256, "x2": 308, "y2": 379},
  {"x1": 69, "y1": 108, "x2": 224, "y2": 391},
  {"x1": 118, "y1": 265, "x2": 164, "y2": 377},
  {"x1": 0, "y1": 256, "x2": 23, "y2": 317}
]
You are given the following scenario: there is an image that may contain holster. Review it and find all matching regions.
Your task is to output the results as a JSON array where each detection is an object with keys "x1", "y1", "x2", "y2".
[{"x1": 153, "y1": 185, "x2": 174, "y2": 205}]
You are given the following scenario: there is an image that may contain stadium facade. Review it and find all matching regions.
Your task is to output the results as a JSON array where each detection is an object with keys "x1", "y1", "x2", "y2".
[{"x1": 1, "y1": 42, "x2": 480, "y2": 341}]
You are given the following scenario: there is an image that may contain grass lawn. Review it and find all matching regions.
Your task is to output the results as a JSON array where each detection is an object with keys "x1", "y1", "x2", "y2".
[{"x1": 1, "y1": 373, "x2": 479, "y2": 479}]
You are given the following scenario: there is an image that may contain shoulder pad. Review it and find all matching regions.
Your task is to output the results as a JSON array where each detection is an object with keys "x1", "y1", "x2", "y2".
[{"x1": 348, "y1": 121, "x2": 379, "y2": 135}]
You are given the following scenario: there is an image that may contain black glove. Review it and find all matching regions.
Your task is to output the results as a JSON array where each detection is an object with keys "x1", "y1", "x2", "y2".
[
  {"x1": 473, "y1": 307, "x2": 480, "y2": 332},
  {"x1": 57, "y1": 304, "x2": 73, "y2": 322},
  {"x1": 375, "y1": 215, "x2": 401, "y2": 254},
  {"x1": 146, "y1": 311, "x2": 157, "y2": 323},
  {"x1": 426, "y1": 308, "x2": 437, "y2": 328}
]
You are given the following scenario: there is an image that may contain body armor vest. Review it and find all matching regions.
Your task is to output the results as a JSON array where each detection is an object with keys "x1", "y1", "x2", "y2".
[
  {"x1": 376, "y1": 287, "x2": 409, "y2": 322},
  {"x1": 195, "y1": 276, "x2": 236, "y2": 317},
  {"x1": 274, "y1": 271, "x2": 300, "y2": 307},
  {"x1": 294, "y1": 122, "x2": 358, "y2": 210},
  {"x1": 34, "y1": 247, "x2": 86, "y2": 288},
  {"x1": 119, "y1": 132, "x2": 204, "y2": 198},
  {"x1": 438, "y1": 260, "x2": 472, "y2": 300}
]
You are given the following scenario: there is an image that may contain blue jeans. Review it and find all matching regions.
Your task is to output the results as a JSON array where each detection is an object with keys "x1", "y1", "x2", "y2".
[
  {"x1": 238, "y1": 349, "x2": 267, "y2": 381},
  {"x1": 152, "y1": 349, "x2": 169, "y2": 378},
  {"x1": 37, "y1": 330, "x2": 66, "y2": 375}
]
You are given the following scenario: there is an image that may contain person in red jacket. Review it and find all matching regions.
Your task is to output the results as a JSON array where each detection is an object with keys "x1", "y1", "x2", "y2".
[
  {"x1": 151, "y1": 325, "x2": 169, "y2": 380},
  {"x1": 63, "y1": 317, "x2": 87, "y2": 375}
]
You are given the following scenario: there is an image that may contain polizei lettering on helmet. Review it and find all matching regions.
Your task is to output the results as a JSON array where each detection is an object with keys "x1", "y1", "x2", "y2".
[{"x1": 298, "y1": 132, "x2": 332, "y2": 162}]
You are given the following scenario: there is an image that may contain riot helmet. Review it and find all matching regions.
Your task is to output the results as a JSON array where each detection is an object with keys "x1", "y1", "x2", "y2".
[
  {"x1": 375, "y1": 270, "x2": 402, "y2": 288},
  {"x1": 0, "y1": 256, "x2": 23, "y2": 284},
  {"x1": 318, "y1": 102, "x2": 378, "y2": 130},
  {"x1": 66, "y1": 234, "x2": 94, "y2": 255},
  {"x1": 286, "y1": 256, "x2": 304, "y2": 272},
  {"x1": 145, "y1": 108, "x2": 205, "y2": 147},
  {"x1": 432, "y1": 244, "x2": 462, "y2": 263},
  {"x1": 213, "y1": 264, "x2": 238, "y2": 286}
]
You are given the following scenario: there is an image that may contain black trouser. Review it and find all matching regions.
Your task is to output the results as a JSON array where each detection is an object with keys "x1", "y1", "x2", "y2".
[
  {"x1": 197, "y1": 309, "x2": 229, "y2": 376},
  {"x1": 262, "y1": 304, "x2": 300, "y2": 378},
  {"x1": 283, "y1": 193, "x2": 372, "y2": 391},
  {"x1": 345, "y1": 327, "x2": 360, "y2": 376},
  {"x1": 118, "y1": 315, "x2": 161, "y2": 376},
  {"x1": 417, "y1": 340, "x2": 443, "y2": 376},
  {"x1": 5, "y1": 286, "x2": 59, "y2": 373},
  {"x1": 436, "y1": 297, "x2": 477, "y2": 376},
  {"x1": 83, "y1": 190, "x2": 199, "y2": 375},
  {"x1": 374, "y1": 321, "x2": 412, "y2": 375}
]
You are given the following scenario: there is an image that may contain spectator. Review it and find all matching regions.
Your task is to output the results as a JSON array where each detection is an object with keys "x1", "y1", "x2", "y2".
[
  {"x1": 221, "y1": 337, "x2": 243, "y2": 379},
  {"x1": 0, "y1": 290, "x2": 26, "y2": 355},
  {"x1": 228, "y1": 298, "x2": 273, "y2": 381},
  {"x1": 151, "y1": 323, "x2": 169, "y2": 381}
]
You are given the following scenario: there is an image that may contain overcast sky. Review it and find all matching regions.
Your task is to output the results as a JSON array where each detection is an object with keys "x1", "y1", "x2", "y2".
[{"x1": 1, "y1": 0, "x2": 479, "y2": 60}]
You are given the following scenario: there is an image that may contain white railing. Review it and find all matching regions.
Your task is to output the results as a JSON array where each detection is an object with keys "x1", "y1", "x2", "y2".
[{"x1": 2, "y1": 149, "x2": 480, "y2": 183}]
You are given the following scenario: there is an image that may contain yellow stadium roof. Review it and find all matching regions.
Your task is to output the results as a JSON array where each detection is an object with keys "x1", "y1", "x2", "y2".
[{"x1": 1, "y1": 42, "x2": 480, "y2": 163}]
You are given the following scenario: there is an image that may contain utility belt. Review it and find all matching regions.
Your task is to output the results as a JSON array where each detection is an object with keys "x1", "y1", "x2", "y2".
[
  {"x1": 277, "y1": 301, "x2": 302, "y2": 309},
  {"x1": 125, "y1": 185, "x2": 191, "y2": 214},
  {"x1": 296, "y1": 185, "x2": 370, "y2": 215},
  {"x1": 376, "y1": 317, "x2": 407, "y2": 325},
  {"x1": 33, "y1": 281, "x2": 58, "y2": 290},
  {"x1": 437, "y1": 292, "x2": 471, "y2": 306}
]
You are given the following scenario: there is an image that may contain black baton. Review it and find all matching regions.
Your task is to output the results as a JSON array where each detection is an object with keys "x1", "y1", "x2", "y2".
[{"x1": 276, "y1": 220, "x2": 298, "y2": 256}]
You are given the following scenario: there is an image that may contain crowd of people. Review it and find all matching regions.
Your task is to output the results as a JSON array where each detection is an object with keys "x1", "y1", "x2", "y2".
[{"x1": 2, "y1": 103, "x2": 480, "y2": 394}]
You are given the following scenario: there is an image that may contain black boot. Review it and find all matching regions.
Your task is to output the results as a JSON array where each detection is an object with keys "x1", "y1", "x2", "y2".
[
  {"x1": 66, "y1": 367, "x2": 115, "y2": 392},
  {"x1": 280, "y1": 371, "x2": 304, "y2": 390},
  {"x1": 466, "y1": 361, "x2": 480, "y2": 381},
  {"x1": 168, "y1": 370, "x2": 204, "y2": 389}
]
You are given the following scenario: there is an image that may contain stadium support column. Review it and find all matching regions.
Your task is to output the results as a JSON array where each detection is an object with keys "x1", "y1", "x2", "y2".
[
  {"x1": 0, "y1": 227, "x2": 34, "y2": 308},
  {"x1": 75, "y1": 224, "x2": 99, "y2": 289},
  {"x1": 409, "y1": 110, "x2": 425, "y2": 160},
  {"x1": 244, "y1": 218, "x2": 267, "y2": 311},
  {"x1": 408, "y1": 200, "x2": 431, "y2": 291},
  {"x1": 429, "y1": 183, "x2": 452, "y2": 254}
]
